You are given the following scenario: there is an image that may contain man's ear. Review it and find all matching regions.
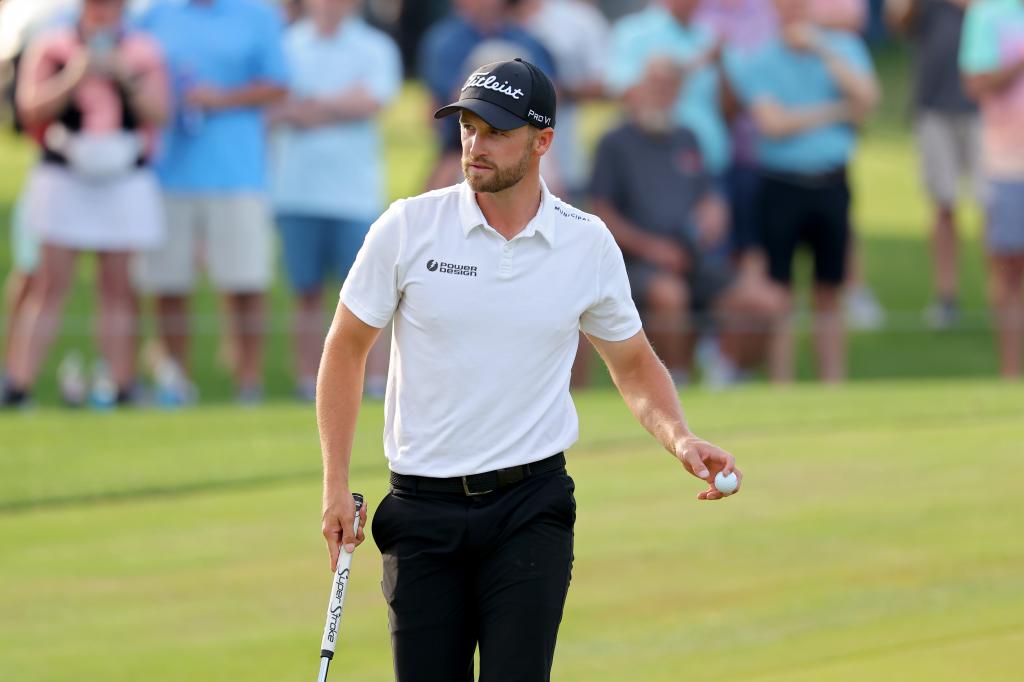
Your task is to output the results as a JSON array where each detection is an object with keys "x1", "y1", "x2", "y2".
[{"x1": 533, "y1": 128, "x2": 554, "y2": 156}]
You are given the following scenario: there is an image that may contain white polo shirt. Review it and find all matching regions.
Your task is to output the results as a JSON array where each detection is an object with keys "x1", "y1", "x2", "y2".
[{"x1": 340, "y1": 180, "x2": 642, "y2": 477}]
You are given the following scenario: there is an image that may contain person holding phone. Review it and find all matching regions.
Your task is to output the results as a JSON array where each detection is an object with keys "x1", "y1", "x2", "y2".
[{"x1": 2, "y1": 0, "x2": 169, "y2": 408}]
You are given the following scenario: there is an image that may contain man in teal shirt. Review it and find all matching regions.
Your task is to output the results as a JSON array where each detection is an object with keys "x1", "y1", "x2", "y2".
[{"x1": 727, "y1": 0, "x2": 879, "y2": 384}]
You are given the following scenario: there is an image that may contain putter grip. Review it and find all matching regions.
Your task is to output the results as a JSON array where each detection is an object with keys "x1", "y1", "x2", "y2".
[{"x1": 319, "y1": 493, "x2": 364, "y2": 659}]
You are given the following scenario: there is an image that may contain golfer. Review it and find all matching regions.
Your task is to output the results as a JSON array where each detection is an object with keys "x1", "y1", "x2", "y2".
[{"x1": 318, "y1": 57, "x2": 742, "y2": 682}]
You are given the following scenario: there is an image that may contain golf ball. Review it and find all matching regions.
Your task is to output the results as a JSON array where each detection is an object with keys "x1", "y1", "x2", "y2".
[{"x1": 714, "y1": 471, "x2": 738, "y2": 494}]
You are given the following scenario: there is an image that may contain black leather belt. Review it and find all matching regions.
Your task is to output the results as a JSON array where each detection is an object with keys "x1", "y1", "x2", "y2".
[
  {"x1": 761, "y1": 166, "x2": 848, "y2": 189},
  {"x1": 390, "y1": 452, "x2": 565, "y2": 496}
]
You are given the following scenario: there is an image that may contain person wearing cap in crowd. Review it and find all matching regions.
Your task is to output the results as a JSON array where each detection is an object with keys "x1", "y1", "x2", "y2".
[{"x1": 317, "y1": 57, "x2": 742, "y2": 681}]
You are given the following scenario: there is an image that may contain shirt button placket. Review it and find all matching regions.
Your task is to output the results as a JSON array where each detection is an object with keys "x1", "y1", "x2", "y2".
[{"x1": 499, "y1": 241, "x2": 514, "y2": 278}]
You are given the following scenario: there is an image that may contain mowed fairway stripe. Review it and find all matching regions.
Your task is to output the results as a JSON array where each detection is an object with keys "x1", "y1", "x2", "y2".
[{"x1": 1, "y1": 382, "x2": 1022, "y2": 681}]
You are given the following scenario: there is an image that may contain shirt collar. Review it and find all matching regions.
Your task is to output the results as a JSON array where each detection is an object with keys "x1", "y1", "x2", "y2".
[{"x1": 458, "y1": 178, "x2": 557, "y2": 246}]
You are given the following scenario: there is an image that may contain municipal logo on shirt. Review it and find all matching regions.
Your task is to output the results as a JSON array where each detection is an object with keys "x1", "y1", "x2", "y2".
[{"x1": 427, "y1": 259, "x2": 478, "y2": 277}]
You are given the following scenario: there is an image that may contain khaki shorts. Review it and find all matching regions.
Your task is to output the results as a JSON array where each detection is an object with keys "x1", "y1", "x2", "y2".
[
  {"x1": 914, "y1": 111, "x2": 983, "y2": 206},
  {"x1": 133, "y1": 194, "x2": 274, "y2": 294}
]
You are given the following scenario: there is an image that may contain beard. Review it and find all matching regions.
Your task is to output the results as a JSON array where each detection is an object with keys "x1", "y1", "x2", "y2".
[{"x1": 462, "y1": 144, "x2": 532, "y2": 194}]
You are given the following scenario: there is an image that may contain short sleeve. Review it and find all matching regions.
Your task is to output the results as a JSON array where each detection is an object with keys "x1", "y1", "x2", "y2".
[
  {"x1": 830, "y1": 33, "x2": 874, "y2": 76},
  {"x1": 960, "y1": 4, "x2": 999, "y2": 74},
  {"x1": 254, "y1": 7, "x2": 289, "y2": 85},
  {"x1": 580, "y1": 229, "x2": 643, "y2": 342},
  {"x1": 340, "y1": 201, "x2": 405, "y2": 328},
  {"x1": 365, "y1": 32, "x2": 402, "y2": 105}
]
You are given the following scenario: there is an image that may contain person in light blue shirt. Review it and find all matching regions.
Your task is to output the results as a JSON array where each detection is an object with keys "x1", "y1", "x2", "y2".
[
  {"x1": 139, "y1": 0, "x2": 289, "y2": 192},
  {"x1": 135, "y1": 0, "x2": 289, "y2": 404},
  {"x1": 606, "y1": 0, "x2": 731, "y2": 175},
  {"x1": 725, "y1": 0, "x2": 879, "y2": 385},
  {"x1": 269, "y1": 0, "x2": 401, "y2": 401},
  {"x1": 726, "y1": 20, "x2": 874, "y2": 174}
]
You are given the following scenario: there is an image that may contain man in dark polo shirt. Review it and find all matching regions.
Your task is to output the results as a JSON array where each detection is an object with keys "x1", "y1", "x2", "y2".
[{"x1": 591, "y1": 56, "x2": 783, "y2": 384}]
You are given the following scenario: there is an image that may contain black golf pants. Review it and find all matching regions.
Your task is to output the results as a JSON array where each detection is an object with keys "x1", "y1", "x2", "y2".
[{"x1": 371, "y1": 468, "x2": 576, "y2": 682}]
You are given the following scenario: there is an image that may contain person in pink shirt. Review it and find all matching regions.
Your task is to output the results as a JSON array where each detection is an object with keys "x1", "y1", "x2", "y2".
[
  {"x1": 2, "y1": 0, "x2": 169, "y2": 408},
  {"x1": 696, "y1": 0, "x2": 779, "y2": 51},
  {"x1": 961, "y1": 0, "x2": 1024, "y2": 378}
]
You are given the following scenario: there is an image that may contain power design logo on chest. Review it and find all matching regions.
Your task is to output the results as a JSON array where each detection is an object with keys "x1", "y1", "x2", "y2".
[{"x1": 426, "y1": 259, "x2": 479, "y2": 277}]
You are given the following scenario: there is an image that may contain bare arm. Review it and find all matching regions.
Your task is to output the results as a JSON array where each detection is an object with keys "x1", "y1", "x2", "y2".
[
  {"x1": 318, "y1": 301, "x2": 381, "y2": 570},
  {"x1": 963, "y1": 59, "x2": 1024, "y2": 98},
  {"x1": 591, "y1": 197, "x2": 664, "y2": 260},
  {"x1": 750, "y1": 97, "x2": 853, "y2": 138},
  {"x1": 271, "y1": 85, "x2": 383, "y2": 129},
  {"x1": 115, "y1": 57, "x2": 170, "y2": 126},
  {"x1": 815, "y1": 44, "x2": 881, "y2": 122},
  {"x1": 16, "y1": 46, "x2": 88, "y2": 127},
  {"x1": 587, "y1": 330, "x2": 741, "y2": 500},
  {"x1": 885, "y1": 0, "x2": 919, "y2": 33},
  {"x1": 187, "y1": 80, "x2": 287, "y2": 112},
  {"x1": 590, "y1": 197, "x2": 689, "y2": 274}
]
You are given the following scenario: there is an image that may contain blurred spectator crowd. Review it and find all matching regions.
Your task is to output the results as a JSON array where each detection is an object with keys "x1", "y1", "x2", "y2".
[{"x1": 0, "y1": 0, "x2": 1021, "y2": 409}]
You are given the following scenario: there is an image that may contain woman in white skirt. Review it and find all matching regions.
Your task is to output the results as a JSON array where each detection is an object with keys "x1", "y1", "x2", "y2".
[{"x1": 2, "y1": 0, "x2": 168, "y2": 407}]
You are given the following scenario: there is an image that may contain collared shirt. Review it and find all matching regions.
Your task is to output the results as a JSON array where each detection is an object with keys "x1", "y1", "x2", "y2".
[
  {"x1": 606, "y1": 4, "x2": 730, "y2": 174},
  {"x1": 727, "y1": 30, "x2": 874, "y2": 173},
  {"x1": 960, "y1": 0, "x2": 1024, "y2": 179},
  {"x1": 340, "y1": 181, "x2": 642, "y2": 477},
  {"x1": 140, "y1": 0, "x2": 288, "y2": 193},
  {"x1": 270, "y1": 16, "x2": 401, "y2": 220}
]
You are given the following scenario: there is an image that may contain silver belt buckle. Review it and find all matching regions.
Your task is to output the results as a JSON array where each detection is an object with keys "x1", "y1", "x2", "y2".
[{"x1": 461, "y1": 476, "x2": 493, "y2": 496}]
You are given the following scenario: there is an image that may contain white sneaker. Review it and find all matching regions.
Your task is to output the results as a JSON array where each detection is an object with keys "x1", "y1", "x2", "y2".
[
  {"x1": 89, "y1": 359, "x2": 117, "y2": 410},
  {"x1": 153, "y1": 357, "x2": 197, "y2": 407},
  {"x1": 57, "y1": 351, "x2": 88, "y2": 407},
  {"x1": 845, "y1": 285, "x2": 885, "y2": 331},
  {"x1": 697, "y1": 337, "x2": 739, "y2": 390}
]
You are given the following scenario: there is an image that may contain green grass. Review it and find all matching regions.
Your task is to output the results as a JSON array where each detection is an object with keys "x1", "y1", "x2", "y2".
[
  {"x1": 2, "y1": 382, "x2": 1023, "y2": 681},
  {"x1": 0, "y1": 44, "x2": 1007, "y2": 401}
]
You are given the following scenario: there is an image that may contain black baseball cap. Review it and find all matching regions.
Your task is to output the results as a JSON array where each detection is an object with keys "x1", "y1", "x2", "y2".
[{"x1": 434, "y1": 57, "x2": 556, "y2": 131}]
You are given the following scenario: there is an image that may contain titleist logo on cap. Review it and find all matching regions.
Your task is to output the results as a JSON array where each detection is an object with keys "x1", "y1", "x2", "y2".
[{"x1": 463, "y1": 73, "x2": 525, "y2": 100}]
